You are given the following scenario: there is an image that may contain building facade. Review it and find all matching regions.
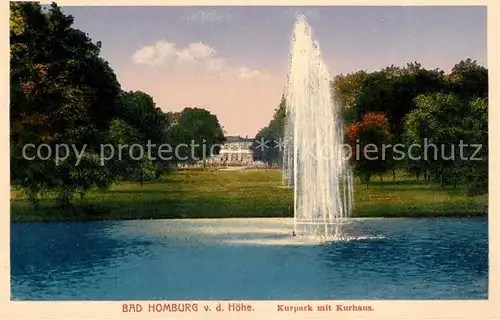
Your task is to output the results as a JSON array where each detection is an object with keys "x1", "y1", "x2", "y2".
[{"x1": 202, "y1": 137, "x2": 265, "y2": 167}]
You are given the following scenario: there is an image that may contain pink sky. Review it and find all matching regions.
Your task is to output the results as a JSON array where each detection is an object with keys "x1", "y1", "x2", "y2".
[{"x1": 63, "y1": 6, "x2": 487, "y2": 137}]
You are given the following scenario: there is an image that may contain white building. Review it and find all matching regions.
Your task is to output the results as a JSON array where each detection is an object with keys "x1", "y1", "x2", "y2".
[{"x1": 203, "y1": 137, "x2": 265, "y2": 167}]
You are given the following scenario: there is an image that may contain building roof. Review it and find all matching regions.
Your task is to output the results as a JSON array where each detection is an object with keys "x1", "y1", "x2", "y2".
[{"x1": 225, "y1": 135, "x2": 254, "y2": 143}]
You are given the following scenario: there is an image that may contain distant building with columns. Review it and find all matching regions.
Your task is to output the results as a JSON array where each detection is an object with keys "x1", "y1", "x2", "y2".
[{"x1": 203, "y1": 136, "x2": 265, "y2": 167}]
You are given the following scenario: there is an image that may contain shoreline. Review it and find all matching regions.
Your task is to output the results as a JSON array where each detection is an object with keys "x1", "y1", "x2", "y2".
[{"x1": 10, "y1": 208, "x2": 488, "y2": 223}]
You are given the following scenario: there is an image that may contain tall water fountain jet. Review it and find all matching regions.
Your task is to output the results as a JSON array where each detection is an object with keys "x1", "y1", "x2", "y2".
[{"x1": 283, "y1": 16, "x2": 354, "y2": 240}]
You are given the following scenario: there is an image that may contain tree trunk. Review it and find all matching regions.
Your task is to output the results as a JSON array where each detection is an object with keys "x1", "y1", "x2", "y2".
[
  {"x1": 392, "y1": 169, "x2": 396, "y2": 180},
  {"x1": 416, "y1": 172, "x2": 420, "y2": 181},
  {"x1": 424, "y1": 173, "x2": 431, "y2": 184},
  {"x1": 453, "y1": 169, "x2": 457, "y2": 189},
  {"x1": 58, "y1": 191, "x2": 72, "y2": 208}
]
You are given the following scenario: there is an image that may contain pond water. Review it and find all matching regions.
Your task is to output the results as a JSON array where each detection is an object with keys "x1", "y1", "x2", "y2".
[{"x1": 10, "y1": 217, "x2": 488, "y2": 300}]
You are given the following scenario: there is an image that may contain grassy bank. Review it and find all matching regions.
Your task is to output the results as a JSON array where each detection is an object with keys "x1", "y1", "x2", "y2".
[{"x1": 10, "y1": 169, "x2": 487, "y2": 222}]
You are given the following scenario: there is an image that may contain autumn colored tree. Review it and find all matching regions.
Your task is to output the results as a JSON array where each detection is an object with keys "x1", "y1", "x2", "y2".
[{"x1": 346, "y1": 113, "x2": 392, "y2": 187}]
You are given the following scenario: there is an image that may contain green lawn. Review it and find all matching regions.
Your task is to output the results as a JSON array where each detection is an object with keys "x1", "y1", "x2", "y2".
[{"x1": 10, "y1": 169, "x2": 487, "y2": 222}]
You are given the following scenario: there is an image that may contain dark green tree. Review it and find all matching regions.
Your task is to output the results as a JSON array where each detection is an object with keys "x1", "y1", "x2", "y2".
[
  {"x1": 252, "y1": 97, "x2": 286, "y2": 165},
  {"x1": 404, "y1": 92, "x2": 487, "y2": 193},
  {"x1": 10, "y1": 2, "x2": 121, "y2": 205},
  {"x1": 167, "y1": 107, "x2": 225, "y2": 164}
]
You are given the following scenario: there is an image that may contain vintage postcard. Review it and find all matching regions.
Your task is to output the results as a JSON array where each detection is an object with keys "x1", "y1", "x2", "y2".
[{"x1": 1, "y1": 1, "x2": 499, "y2": 319}]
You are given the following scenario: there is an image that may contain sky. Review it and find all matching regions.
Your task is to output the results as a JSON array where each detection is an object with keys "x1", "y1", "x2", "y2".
[{"x1": 61, "y1": 6, "x2": 487, "y2": 137}]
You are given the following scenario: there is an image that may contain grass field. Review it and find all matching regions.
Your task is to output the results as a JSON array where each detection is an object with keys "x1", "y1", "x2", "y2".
[{"x1": 10, "y1": 169, "x2": 488, "y2": 222}]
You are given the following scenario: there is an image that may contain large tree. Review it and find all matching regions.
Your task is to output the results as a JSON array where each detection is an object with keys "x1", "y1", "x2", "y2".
[
  {"x1": 10, "y1": 2, "x2": 121, "y2": 205},
  {"x1": 116, "y1": 90, "x2": 168, "y2": 146},
  {"x1": 167, "y1": 107, "x2": 226, "y2": 164},
  {"x1": 346, "y1": 112, "x2": 392, "y2": 187},
  {"x1": 404, "y1": 92, "x2": 487, "y2": 193},
  {"x1": 356, "y1": 63, "x2": 446, "y2": 137},
  {"x1": 252, "y1": 96, "x2": 286, "y2": 165},
  {"x1": 447, "y1": 58, "x2": 488, "y2": 99},
  {"x1": 332, "y1": 70, "x2": 367, "y2": 124}
]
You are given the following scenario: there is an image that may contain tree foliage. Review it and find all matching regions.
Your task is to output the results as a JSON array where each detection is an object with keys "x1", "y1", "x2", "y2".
[
  {"x1": 404, "y1": 93, "x2": 487, "y2": 193},
  {"x1": 10, "y1": 2, "x2": 227, "y2": 208},
  {"x1": 10, "y1": 2, "x2": 121, "y2": 205},
  {"x1": 256, "y1": 59, "x2": 487, "y2": 195},
  {"x1": 252, "y1": 96, "x2": 286, "y2": 165},
  {"x1": 346, "y1": 113, "x2": 392, "y2": 186}
]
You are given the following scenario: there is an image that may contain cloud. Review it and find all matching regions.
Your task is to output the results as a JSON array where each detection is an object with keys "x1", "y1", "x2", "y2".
[
  {"x1": 236, "y1": 67, "x2": 269, "y2": 80},
  {"x1": 132, "y1": 41, "x2": 177, "y2": 66},
  {"x1": 132, "y1": 40, "x2": 268, "y2": 80},
  {"x1": 182, "y1": 9, "x2": 232, "y2": 24},
  {"x1": 205, "y1": 58, "x2": 225, "y2": 71},
  {"x1": 176, "y1": 42, "x2": 217, "y2": 62},
  {"x1": 132, "y1": 41, "x2": 216, "y2": 66}
]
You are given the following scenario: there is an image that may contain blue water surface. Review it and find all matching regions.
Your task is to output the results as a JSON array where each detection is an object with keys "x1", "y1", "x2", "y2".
[{"x1": 10, "y1": 217, "x2": 488, "y2": 300}]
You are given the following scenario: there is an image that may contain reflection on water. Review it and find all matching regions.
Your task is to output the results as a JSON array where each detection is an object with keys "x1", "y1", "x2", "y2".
[{"x1": 11, "y1": 218, "x2": 488, "y2": 300}]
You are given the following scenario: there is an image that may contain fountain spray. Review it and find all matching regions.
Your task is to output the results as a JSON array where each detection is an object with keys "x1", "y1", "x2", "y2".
[{"x1": 282, "y1": 15, "x2": 354, "y2": 240}]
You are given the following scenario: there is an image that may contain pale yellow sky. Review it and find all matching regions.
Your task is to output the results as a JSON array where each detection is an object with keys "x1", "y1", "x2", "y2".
[{"x1": 118, "y1": 65, "x2": 287, "y2": 137}]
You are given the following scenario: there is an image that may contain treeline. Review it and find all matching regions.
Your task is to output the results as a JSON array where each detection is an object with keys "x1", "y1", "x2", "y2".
[
  {"x1": 254, "y1": 61, "x2": 488, "y2": 195},
  {"x1": 10, "y1": 2, "x2": 225, "y2": 207}
]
